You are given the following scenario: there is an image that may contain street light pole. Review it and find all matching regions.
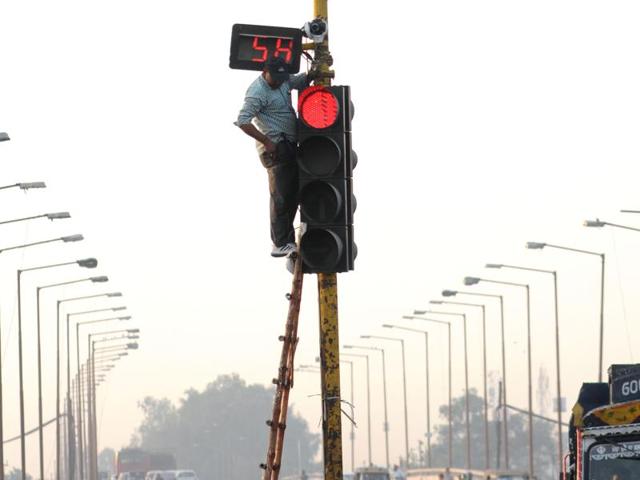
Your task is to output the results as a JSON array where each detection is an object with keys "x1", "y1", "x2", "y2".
[
  {"x1": 16, "y1": 252, "x2": 94, "y2": 480},
  {"x1": 38, "y1": 277, "x2": 110, "y2": 480},
  {"x1": 361, "y1": 336, "x2": 409, "y2": 467},
  {"x1": 526, "y1": 242, "x2": 605, "y2": 382},
  {"x1": 58, "y1": 292, "x2": 122, "y2": 480},
  {"x1": 442, "y1": 289, "x2": 509, "y2": 469},
  {"x1": 342, "y1": 360, "x2": 354, "y2": 473},
  {"x1": 382, "y1": 324, "x2": 432, "y2": 468},
  {"x1": 464, "y1": 276, "x2": 534, "y2": 479},
  {"x1": 65, "y1": 305, "x2": 126, "y2": 480},
  {"x1": 431, "y1": 300, "x2": 489, "y2": 471},
  {"x1": 0, "y1": 181, "x2": 46, "y2": 192},
  {"x1": 485, "y1": 263, "x2": 564, "y2": 470},
  {"x1": 584, "y1": 218, "x2": 640, "y2": 233},
  {"x1": 341, "y1": 352, "x2": 372, "y2": 467},
  {"x1": 84, "y1": 331, "x2": 139, "y2": 480},
  {"x1": 413, "y1": 310, "x2": 469, "y2": 471},
  {"x1": 0, "y1": 212, "x2": 71, "y2": 226},
  {"x1": 0, "y1": 208, "x2": 72, "y2": 480},
  {"x1": 344, "y1": 345, "x2": 390, "y2": 469},
  {"x1": 402, "y1": 315, "x2": 452, "y2": 470}
]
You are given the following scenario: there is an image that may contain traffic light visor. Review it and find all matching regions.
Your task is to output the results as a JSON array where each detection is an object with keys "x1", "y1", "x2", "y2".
[{"x1": 299, "y1": 87, "x2": 339, "y2": 129}]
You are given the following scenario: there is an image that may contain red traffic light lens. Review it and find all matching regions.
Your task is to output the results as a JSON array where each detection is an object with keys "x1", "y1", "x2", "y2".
[{"x1": 299, "y1": 86, "x2": 339, "y2": 129}]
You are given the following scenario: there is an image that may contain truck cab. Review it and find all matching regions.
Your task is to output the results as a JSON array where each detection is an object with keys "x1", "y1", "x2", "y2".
[{"x1": 565, "y1": 364, "x2": 640, "y2": 480}]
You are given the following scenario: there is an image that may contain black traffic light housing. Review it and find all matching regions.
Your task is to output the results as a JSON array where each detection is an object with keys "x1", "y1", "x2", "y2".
[{"x1": 297, "y1": 85, "x2": 356, "y2": 273}]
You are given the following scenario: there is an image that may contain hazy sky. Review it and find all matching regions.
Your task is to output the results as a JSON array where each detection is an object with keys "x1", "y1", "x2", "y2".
[{"x1": 2, "y1": 0, "x2": 640, "y2": 476}]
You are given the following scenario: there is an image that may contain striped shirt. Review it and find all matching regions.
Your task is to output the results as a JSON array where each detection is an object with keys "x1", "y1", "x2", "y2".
[{"x1": 235, "y1": 73, "x2": 308, "y2": 153}]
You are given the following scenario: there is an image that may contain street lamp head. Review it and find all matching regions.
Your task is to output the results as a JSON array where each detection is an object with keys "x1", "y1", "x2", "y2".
[
  {"x1": 485, "y1": 263, "x2": 503, "y2": 269},
  {"x1": 128, "y1": 335, "x2": 140, "y2": 340},
  {"x1": 119, "y1": 316, "x2": 132, "y2": 321},
  {"x1": 343, "y1": 344, "x2": 354, "y2": 349},
  {"x1": 127, "y1": 328, "x2": 140, "y2": 333},
  {"x1": 62, "y1": 234, "x2": 84, "y2": 243},
  {"x1": 127, "y1": 342, "x2": 139, "y2": 349},
  {"x1": 90, "y1": 275, "x2": 108, "y2": 282},
  {"x1": 584, "y1": 219, "x2": 606, "y2": 228},
  {"x1": 382, "y1": 324, "x2": 393, "y2": 329},
  {"x1": 526, "y1": 242, "x2": 546, "y2": 250},
  {"x1": 18, "y1": 182, "x2": 46, "y2": 190},
  {"x1": 429, "y1": 300, "x2": 443, "y2": 305},
  {"x1": 442, "y1": 290, "x2": 458, "y2": 297},
  {"x1": 463, "y1": 276, "x2": 481, "y2": 286},
  {"x1": 112, "y1": 306, "x2": 127, "y2": 312},
  {"x1": 0, "y1": 132, "x2": 9, "y2": 142},
  {"x1": 360, "y1": 335, "x2": 371, "y2": 339},
  {"x1": 77, "y1": 258, "x2": 98, "y2": 268},
  {"x1": 46, "y1": 212, "x2": 71, "y2": 221},
  {"x1": 107, "y1": 292, "x2": 122, "y2": 297},
  {"x1": 413, "y1": 310, "x2": 427, "y2": 315},
  {"x1": 402, "y1": 315, "x2": 415, "y2": 320}
]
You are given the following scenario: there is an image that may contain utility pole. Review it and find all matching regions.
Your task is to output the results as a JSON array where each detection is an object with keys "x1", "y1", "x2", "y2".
[{"x1": 312, "y1": 2, "x2": 343, "y2": 480}]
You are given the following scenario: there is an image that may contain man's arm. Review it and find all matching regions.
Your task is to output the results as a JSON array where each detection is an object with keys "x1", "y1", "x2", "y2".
[
  {"x1": 238, "y1": 123, "x2": 276, "y2": 154},
  {"x1": 235, "y1": 94, "x2": 276, "y2": 153},
  {"x1": 289, "y1": 72, "x2": 310, "y2": 91}
]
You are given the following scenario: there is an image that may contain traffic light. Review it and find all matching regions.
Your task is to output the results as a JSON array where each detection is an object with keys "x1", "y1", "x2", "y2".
[{"x1": 297, "y1": 85, "x2": 356, "y2": 273}]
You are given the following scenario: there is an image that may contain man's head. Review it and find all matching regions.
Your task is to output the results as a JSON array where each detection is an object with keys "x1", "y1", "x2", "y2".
[{"x1": 263, "y1": 56, "x2": 290, "y2": 88}]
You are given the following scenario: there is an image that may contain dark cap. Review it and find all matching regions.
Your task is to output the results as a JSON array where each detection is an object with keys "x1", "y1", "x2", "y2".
[{"x1": 265, "y1": 56, "x2": 290, "y2": 82}]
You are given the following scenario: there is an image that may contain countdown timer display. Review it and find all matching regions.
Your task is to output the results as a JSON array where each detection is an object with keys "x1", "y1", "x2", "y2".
[{"x1": 229, "y1": 24, "x2": 303, "y2": 73}]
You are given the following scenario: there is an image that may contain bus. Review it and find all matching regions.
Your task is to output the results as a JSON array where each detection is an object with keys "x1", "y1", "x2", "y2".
[{"x1": 116, "y1": 448, "x2": 176, "y2": 476}]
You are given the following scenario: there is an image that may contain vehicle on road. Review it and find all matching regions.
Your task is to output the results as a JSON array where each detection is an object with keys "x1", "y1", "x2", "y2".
[
  {"x1": 406, "y1": 468, "x2": 529, "y2": 479},
  {"x1": 354, "y1": 466, "x2": 391, "y2": 480},
  {"x1": 117, "y1": 472, "x2": 145, "y2": 480},
  {"x1": 174, "y1": 470, "x2": 198, "y2": 480},
  {"x1": 145, "y1": 471, "x2": 176, "y2": 480},
  {"x1": 116, "y1": 449, "x2": 177, "y2": 476},
  {"x1": 564, "y1": 363, "x2": 640, "y2": 479}
]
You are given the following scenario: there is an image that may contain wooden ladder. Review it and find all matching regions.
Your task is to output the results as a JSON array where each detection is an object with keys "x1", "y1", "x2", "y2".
[{"x1": 261, "y1": 252, "x2": 304, "y2": 480}]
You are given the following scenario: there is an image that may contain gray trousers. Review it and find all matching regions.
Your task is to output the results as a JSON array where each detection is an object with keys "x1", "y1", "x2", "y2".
[{"x1": 259, "y1": 140, "x2": 298, "y2": 247}]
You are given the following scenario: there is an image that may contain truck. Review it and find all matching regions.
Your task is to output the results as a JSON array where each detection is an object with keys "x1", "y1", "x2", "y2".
[{"x1": 564, "y1": 364, "x2": 640, "y2": 479}]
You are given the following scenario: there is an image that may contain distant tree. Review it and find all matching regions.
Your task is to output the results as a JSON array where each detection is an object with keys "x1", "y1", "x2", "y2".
[
  {"x1": 131, "y1": 373, "x2": 320, "y2": 480},
  {"x1": 428, "y1": 389, "x2": 557, "y2": 480},
  {"x1": 99, "y1": 448, "x2": 117, "y2": 475},
  {"x1": 6, "y1": 469, "x2": 32, "y2": 480}
]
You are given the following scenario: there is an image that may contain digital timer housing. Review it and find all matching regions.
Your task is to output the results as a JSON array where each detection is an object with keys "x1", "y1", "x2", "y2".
[{"x1": 229, "y1": 24, "x2": 303, "y2": 73}]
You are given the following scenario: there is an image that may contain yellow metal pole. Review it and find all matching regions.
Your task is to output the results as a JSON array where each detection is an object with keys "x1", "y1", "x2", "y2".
[
  {"x1": 313, "y1": 3, "x2": 343, "y2": 479},
  {"x1": 318, "y1": 273, "x2": 343, "y2": 480}
]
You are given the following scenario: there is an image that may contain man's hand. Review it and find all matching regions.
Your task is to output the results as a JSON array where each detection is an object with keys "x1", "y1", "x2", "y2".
[
  {"x1": 263, "y1": 138, "x2": 277, "y2": 155},
  {"x1": 307, "y1": 68, "x2": 319, "y2": 83},
  {"x1": 238, "y1": 123, "x2": 277, "y2": 155}
]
